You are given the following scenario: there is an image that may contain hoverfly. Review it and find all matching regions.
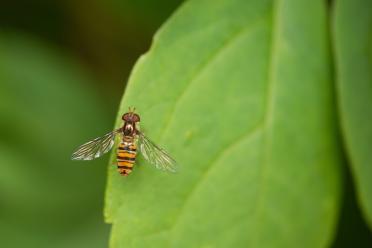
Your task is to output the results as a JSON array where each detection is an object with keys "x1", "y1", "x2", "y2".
[{"x1": 71, "y1": 107, "x2": 177, "y2": 176}]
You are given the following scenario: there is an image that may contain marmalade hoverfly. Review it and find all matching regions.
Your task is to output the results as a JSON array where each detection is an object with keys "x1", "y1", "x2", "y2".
[{"x1": 71, "y1": 107, "x2": 177, "y2": 176}]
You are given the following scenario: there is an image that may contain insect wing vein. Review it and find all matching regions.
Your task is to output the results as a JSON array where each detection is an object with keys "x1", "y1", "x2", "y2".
[
  {"x1": 138, "y1": 131, "x2": 177, "y2": 172},
  {"x1": 71, "y1": 129, "x2": 120, "y2": 160}
]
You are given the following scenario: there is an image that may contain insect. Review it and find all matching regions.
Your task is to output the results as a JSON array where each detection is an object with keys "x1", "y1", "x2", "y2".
[{"x1": 71, "y1": 107, "x2": 177, "y2": 176}]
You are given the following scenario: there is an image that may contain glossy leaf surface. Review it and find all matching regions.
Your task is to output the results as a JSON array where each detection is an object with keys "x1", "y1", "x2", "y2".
[
  {"x1": 105, "y1": 0, "x2": 341, "y2": 247},
  {"x1": 333, "y1": 0, "x2": 372, "y2": 229}
]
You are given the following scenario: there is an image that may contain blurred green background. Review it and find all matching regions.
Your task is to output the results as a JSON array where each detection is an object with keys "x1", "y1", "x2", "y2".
[
  {"x1": 0, "y1": 1, "x2": 182, "y2": 247},
  {"x1": 0, "y1": 1, "x2": 371, "y2": 248}
]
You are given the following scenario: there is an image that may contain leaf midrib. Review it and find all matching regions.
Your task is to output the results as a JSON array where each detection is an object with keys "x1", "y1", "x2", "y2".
[
  {"x1": 130, "y1": 9, "x2": 279, "y2": 243},
  {"x1": 250, "y1": 0, "x2": 279, "y2": 246}
]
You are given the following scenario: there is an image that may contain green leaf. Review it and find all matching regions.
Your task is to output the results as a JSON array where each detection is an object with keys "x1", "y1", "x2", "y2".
[
  {"x1": 105, "y1": 0, "x2": 341, "y2": 247},
  {"x1": 0, "y1": 32, "x2": 109, "y2": 247},
  {"x1": 333, "y1": 0, "x2": 372, "y2": 229}
]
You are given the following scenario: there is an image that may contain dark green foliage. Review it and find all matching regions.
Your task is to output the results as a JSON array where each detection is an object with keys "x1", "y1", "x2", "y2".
[
  {"x1": 333, "y1": 0, "x2": 372, "y2": 229},
  {"x1": 0, "y1": 33, "x2": 110, "y2": 248}
]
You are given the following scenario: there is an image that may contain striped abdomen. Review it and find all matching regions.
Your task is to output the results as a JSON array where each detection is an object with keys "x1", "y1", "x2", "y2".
[{"x1": 117, "y1": 138, "x2": 137, "y2": 176}]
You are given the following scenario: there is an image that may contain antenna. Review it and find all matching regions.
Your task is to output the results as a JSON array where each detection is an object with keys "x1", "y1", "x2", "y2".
[{"x1": 128, "y1": 106, "x2": 136, "y2": 115}]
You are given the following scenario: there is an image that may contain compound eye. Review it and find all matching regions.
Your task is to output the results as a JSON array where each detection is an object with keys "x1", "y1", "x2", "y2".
[
  {"x1": 132, "y1": 114, "x2": 140, "y2": 122},
  {"x1": 122, "y1": 113, "x2": 130, "y2": 121}
]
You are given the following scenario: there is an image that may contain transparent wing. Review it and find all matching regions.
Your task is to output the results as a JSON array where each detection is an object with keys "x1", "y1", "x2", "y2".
[
  {"x1": 71, "y1": 129, "x2": 121, "y2": 160},
  {"x1": 138, "y1": 131, "x2": 178, "y2": 173}
]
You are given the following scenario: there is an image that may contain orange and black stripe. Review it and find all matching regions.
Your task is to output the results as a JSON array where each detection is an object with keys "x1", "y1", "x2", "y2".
[{"x1": 117, "y1": 141, "x2": 137, "y2": 176}]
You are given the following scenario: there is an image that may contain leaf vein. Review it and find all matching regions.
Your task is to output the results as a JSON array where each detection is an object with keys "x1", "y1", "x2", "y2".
[
  {"x1": 158, "y1": 17, "x2": 267, "y2": 142},
  {"x1": 170, "y1": 124, "x2": 264, "y2": 230},
  {"x1": 251, "y1": 1, "x2": 280, "y2": 246}
]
